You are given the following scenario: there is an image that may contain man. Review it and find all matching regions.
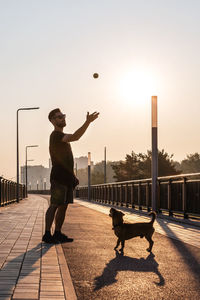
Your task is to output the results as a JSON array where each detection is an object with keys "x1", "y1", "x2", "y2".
[{"x1": 42, "y1": 108, "x2": 99, "y2": 243}]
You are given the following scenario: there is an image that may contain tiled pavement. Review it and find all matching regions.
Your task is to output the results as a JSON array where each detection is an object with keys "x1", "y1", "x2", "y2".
[
  {"x1": 0, "y1": 195, "x2": 200, "y2": 300},
  {"x1": 0, "y1": 194, "x2": 76, "y2": 300}
]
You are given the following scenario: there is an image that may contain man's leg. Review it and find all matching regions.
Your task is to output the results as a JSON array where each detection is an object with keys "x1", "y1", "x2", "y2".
[
  {"x1": 42, "y1": 204, "x2": 58, "y2": 243},
  {"x1": 54, "y1": 203, "x2": 68, "y2": 231},
  {"x1": 53, "y1": 203, "x2": 73, "y2": 242},
  {"x1": 45, "y1": 205, "x2": 58, "y2": 231}
]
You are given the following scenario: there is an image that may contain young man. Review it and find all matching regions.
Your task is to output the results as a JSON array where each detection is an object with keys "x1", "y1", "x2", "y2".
[{"x1": 42, "y1": 108, "x2": 99, "y2": 243}]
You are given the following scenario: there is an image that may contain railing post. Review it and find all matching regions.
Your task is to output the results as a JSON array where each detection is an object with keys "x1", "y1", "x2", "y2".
[
  {"x1": 6, "y1": 180, "x2": 8, "y2": 205},
  {"x1": 2, "y1": 179, "x2": 4, "y2": 204},
  {"x1": 0, "y1": 177, "x2": 2, "y2": 206},
  {"x1": 120, "y1": 184, "x2": 123, "y2": 206},
  {"x1": 100, "y1": 186, "x2": 102, "y2": 202},
  {"x1": 116, "y1": 185, "x2": 118, "y2": 206},
  {"x1": 131, "y1": 183, "x2": 134, "y2": 209},
  {"x1": 182, "y1": 177, "x2": 188, "y2": 218},
  {"x1": 107, "y1": 185, "x2": 110, "y2": 204},
  {"x1": 8, "y1": 181, "x2": 11, "y2": 203},
  {"x1": 157, "y1": 180, "x2": 161, "y2": 213},
  {"x1": 104, "y1": 186, "x2": 106, "y2": 203},
  {"x1": 105, "y1": 185, "x2": 108, "y2": 203},
  {"x1": 168, "y1": 179, "x2": 172, "y2": 216},
  {"x1": 93, "y1": 186, "x2": 95, "y2": 201},
  {"x1": 146, "y1": 182, "x2": 150, "y2": 211},
  {"x1": 96, "y1": 186, "x2": 98, "y2": 202},
  {"x1": 125, "y1": 183, "x2": 128, "y2": 207},
  {"x1": 111, "y1": 185, "x2": 114, "y2": 205},
  {"x1": 138, "y1": 182, "x2": 141, "y2": 210}
]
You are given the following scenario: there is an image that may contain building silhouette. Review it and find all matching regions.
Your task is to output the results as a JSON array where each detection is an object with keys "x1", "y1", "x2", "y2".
[
  {"x1": 74, "y1": 156, "x2": 93, "y2": 169},
  {"x1": 20, "y1": 157, "x2": 92, "y2": 190}
]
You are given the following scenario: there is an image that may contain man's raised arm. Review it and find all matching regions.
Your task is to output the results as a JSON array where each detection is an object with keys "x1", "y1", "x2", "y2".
[{"x1": 62, "y1": 111, "x2": 99, "y2": 143}]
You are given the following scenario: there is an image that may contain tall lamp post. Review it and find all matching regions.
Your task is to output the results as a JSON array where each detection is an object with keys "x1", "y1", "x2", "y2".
[
  {"x1": 17, "y1": 107, "x2": 39, "y2": 202},
  {"x1": 25, "y1": 145, "x2": 38, "y2": 197},
  {"x1": 151, "y1": 96, "x2": 158, "y2": 212},
  {"x1": 88, "y1": 152, "x2": 91, "y2": 201}
]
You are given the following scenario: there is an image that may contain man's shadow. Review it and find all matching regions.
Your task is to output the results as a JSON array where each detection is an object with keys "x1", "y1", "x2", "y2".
[{"x1": 94, "y1": 251, "x2": 165, "y2": 291}]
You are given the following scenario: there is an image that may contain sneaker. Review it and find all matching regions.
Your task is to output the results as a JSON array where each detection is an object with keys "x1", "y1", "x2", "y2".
[
  {"x1": 53, "y1": 232, "x2": 74, "y2": 243},
  {"x1": 42, "y1": 233, "x2": 58, "y2": 244}
]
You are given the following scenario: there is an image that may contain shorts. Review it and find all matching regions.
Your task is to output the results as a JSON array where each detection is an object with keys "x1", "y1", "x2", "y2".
[{"x1": 50, "y1": 180, "x2": 74, "y2": 206}]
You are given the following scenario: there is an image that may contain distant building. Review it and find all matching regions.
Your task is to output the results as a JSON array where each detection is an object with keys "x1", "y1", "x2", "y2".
[
  {"x1": 20, "y1": 156, "x2": 92, "y2": 190},
  {"x1": 74, "y1": 156, "x2": 93, "y2": 170},
  {"x1": 21, "y1": 165, "x2": 50, "y2": 190}
]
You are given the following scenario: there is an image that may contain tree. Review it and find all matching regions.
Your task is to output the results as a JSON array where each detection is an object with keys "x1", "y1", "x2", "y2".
[
  {"x1": 77, "y1": 161, "x2": 117, "y2": 185},
  {"x1": 112, "y1": 149, "x2": 180, "y2": 182},
  {"x1": 180, "y1": 153, "x2": 200, "y2": 173},
  {"x1": 111, "y1": 152, "x2": 144, "y2": 181},
  {"x1": 91, "y1": 161, "x2": 116, "y2": 184}
]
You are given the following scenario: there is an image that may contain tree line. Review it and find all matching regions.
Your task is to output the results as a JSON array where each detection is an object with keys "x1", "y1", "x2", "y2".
[{"x1": 76, "y1": 151, "x2": 200, "y2": 185}]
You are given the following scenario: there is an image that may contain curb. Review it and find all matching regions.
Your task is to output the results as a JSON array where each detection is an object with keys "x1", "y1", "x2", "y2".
[{"x1": 56, "y1": 243, "x2": 77, "y2": 300}]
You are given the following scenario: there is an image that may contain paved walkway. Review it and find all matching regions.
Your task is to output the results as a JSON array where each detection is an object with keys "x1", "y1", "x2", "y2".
[
  {"x1": 0, "y1": 195, "x2": 200, "y2": 299},
  {"x1": 62, "y1": 200, "x2": 200, "y2": 300},
  {"x1": 75, "y1": 199, "x2": 200, "y2": 249},
  {"x1": 0, "y1": 194, "x2": 76, "y2": 300}
]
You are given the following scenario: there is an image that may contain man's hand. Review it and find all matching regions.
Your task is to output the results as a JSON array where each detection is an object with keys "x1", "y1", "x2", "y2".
[
  {"x1": 62, "y1": 111, "x2": 99, "y2": 143},
  {"x1": 86, "y1": 111, "x2": 99, "y2": 123}
]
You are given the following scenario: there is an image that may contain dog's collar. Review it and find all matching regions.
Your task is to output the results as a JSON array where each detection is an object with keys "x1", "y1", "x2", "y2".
[{"x1": 112, "y1": 222, "x2": 123, "y2": 230}]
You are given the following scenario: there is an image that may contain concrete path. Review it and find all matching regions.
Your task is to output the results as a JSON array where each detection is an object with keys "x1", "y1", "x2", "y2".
[
  {"x1": 75, "y1": 199, "x2": 200, "y2": 248},
  {"x1": 61, "y1": 199, "x2": 200, "y2": 300},
  {"x1": 0, "y1": 194, "x2": 76, "y2": 300}
]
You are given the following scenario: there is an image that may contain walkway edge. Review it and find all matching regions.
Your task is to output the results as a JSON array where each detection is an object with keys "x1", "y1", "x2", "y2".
[{"x1": 56, "y1": 243, "x2": 77, "y2": 300}]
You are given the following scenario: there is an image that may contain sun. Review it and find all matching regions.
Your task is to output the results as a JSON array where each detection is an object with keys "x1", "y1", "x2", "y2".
[{"x1": 118, "y1": 68, "x2": 158, "y2": 105}]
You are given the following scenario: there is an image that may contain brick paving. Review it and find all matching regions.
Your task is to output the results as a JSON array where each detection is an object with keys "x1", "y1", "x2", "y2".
[
  {"x1": 0, "y1": 195, "x2": 200, "y2": 299},
  {"x1": 0, "y1": 195, "x2": 76, "y2": 300}
]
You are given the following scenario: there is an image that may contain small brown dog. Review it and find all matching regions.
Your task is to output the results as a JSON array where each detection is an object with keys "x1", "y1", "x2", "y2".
[{"x1": 109, "y1": 208, "x2": 156, "y2": 254}]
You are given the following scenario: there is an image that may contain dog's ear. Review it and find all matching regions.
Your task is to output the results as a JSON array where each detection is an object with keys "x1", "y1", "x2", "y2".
[{"x1": 120, "y1": 212, "x2": 125, "y2": 217}]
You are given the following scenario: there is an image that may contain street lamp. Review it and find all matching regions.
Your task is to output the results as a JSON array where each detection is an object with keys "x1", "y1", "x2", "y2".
[
  {"x1": 151, "y1": 96, "x2": 158, "y2": 211},
  {"x1": 25, "y1": 145, "x2": 38, "y2": 196},
  {"x1": 16, "y1": 107, "x2": 39, "y2": 202}
]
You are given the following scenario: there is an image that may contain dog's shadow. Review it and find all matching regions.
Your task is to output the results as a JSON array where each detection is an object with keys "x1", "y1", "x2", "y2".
[{"x1": 94, "y1": 251, "x2": 165, "y2": 291}]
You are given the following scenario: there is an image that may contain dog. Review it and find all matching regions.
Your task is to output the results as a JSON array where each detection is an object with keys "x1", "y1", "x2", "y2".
[{"x1": 109, "y1": 207, "x2": 156, "y2": 254}]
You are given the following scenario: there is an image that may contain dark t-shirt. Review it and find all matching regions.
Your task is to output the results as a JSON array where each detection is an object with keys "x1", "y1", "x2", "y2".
[{"x1": 49, "y1": 130, "x2": 75, "y2": 186}]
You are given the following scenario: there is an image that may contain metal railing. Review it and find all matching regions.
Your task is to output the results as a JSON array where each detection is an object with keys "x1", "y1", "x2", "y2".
[
  {"x1": 0, "y1": 177, "x2": 26, "y2": 206},
  {"x1": 28, "y1": 190, "x2": 50, "y2": 195},
  {"x1": 76, "y1": 173, "x2": 200, "y2": 219}
]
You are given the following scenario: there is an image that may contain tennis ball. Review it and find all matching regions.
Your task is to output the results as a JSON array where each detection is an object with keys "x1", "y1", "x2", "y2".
[{"x1": 93, "y1": 73, "x2": 99, "y2": 79}]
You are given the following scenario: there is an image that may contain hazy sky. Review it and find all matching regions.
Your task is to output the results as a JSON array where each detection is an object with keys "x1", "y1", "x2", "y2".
[{"x1": 1, "y1": 0, "x2": 200, "y2": 180}]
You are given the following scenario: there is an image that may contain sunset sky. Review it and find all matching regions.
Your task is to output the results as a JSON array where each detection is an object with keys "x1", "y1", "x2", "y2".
[{"x1": 1, "y1": 0, "x2": 200, "y2": 180}]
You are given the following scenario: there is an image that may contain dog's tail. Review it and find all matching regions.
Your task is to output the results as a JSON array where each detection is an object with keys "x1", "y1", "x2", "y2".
[{"x1": 148, "y1": 211, "x2": 156, "y2": 225}]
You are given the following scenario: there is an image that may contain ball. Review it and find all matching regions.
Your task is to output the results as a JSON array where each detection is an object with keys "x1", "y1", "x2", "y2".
[{"x1": 93, "y1": 73, "x2": 99, "y2": 79}]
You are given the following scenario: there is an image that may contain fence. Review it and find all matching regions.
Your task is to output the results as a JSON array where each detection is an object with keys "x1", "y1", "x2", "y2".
[
  {"x1": 29, "y1": 190, "x2": 50, "y2": 195},
  {"x1": 76, "y1": 173, "x2": 200, "y2": 219},
  {"x1": 0, "y1": 177, "x2": 26, "y2": 206}
]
